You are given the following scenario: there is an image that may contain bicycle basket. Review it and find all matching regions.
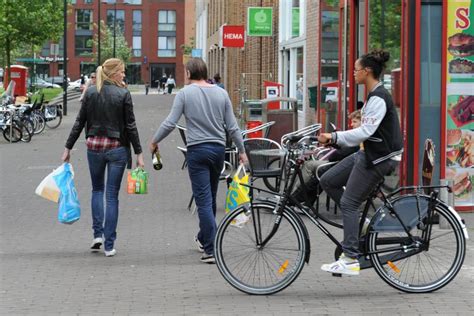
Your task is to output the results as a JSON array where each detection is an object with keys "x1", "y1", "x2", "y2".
[{"x1": 244, "y1": 138, "x2": 287, "y2": 178}]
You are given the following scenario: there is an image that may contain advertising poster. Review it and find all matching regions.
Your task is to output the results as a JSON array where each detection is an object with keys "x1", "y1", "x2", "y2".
[{"x1": 445, "y1": 1, "x2": 474, "y2": 208}]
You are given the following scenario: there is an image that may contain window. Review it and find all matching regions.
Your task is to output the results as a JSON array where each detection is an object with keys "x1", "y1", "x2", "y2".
[
  {"x1": 84, "y1": 0, "x2": 93, "y2": 4},
  {"x1": 75, "y1": 35, "x2": 93, "y2": 56},
  {"x1": 125, "y1": 0, "x2": 142, "y2": 4},
  {"x1": 133, "y1": 10, "x2": 142, "y2": 35},
  {"x1": 158, "y1": 10, "x2": 176, "y2": 32},
  {"x1": 158, "y1": 36, "x2": 176, "y2": 57},
  {"x1": 76, "y1": 10, "x2": 93, "y2": 30},
  {"x1": 71, "y1": 0, "x2": 76, "y2": 4},
  {"x1": 133, "y1": 36, "x2": 141, "y2": 57},
  {"x1": 107, "y1": 10, "x2": 125, "y2": 33},
  {"x1": 126, "y1": 64, "x2": 142, "y2": 84}
]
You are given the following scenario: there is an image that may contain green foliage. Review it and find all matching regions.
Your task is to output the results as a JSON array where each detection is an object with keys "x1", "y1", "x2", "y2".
[
  {"x1": 0, "y1": 0, "x2": 64, "y2": 75},
  {"x1": 31, "y1": 88, "x2": 63, "y2": 103},
  {"x1": 180, "y1": 37, "x2": 195, "y2": 56},
  {"x1": 92, "y1": 20, "x2": 132, "y2": 65},
  {"x1": 368, "y1": 0, "x2": 401, "y2": 70}
]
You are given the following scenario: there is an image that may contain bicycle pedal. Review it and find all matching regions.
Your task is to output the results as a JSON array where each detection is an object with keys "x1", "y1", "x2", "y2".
[{"x1": 332, "y1": 273, "x2": 342, "y2": 277}]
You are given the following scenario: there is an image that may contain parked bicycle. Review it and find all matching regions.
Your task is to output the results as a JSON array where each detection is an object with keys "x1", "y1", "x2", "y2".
[{"x1": 215, "y1": 136, "x2": 468, "y2": 295}]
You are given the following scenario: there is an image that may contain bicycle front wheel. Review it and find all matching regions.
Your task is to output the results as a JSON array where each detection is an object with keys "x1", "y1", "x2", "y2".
[
  {"x1": 368, "y1": 200, "x2": 466, "y2": 293},
  {"x1": 215, "y1": 203, "x2": 307, "y2": 295}
]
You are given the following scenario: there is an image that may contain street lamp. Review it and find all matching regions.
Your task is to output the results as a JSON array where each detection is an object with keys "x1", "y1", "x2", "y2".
[{"x1": 97, "y1": 1, "x2": 101, "y2": 66}]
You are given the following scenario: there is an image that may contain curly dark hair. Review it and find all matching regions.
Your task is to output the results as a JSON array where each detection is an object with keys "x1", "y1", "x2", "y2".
[{"x1": 359, "y1": 49, "x2": 390, "y2": 79}]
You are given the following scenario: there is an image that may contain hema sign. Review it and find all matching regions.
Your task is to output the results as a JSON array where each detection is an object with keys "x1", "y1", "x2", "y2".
[{"x1": 221, "y1": 25, "x2": 245, "y2": 48}]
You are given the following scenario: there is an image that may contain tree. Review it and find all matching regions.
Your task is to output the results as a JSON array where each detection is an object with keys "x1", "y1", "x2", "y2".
[
  {"x1": 180, "y1": 37, "x2": 195, "y2": 56},
  {"x1": 368, "y1": 0, "x2": 402, "y2": 70},
  {"x1": 92, "y1": 20, "x2": 131, "y2": 66},
  {"x1": 0, "y1": 0, "x2": 63, "y2": 79}
]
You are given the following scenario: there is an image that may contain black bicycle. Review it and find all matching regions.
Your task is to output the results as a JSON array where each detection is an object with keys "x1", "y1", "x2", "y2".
[{"x1": 215, "y1": 136, "x2": 468, "y2": 295}]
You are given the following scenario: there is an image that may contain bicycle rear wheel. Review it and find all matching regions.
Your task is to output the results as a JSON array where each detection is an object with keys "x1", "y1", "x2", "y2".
[
  {"x1": 215, "y1": 203, "x2": 307, "y2": 295},
  {"x1": 33, "y1": 113, "x2": 46, "y2": 134},
  {"x1": 3, "y1": 125, "x2": 22, "y2": 143},
  {"x1": 45, "y1": 105, "x2": 62, "y2": 129},
  {"x1": 368, "y1": 200, "x2": 466, "y2": 293}
]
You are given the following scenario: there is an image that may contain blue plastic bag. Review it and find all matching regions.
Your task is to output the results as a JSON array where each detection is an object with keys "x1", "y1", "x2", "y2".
[{"x1": 53, "y1": 163, "x2": 81, "y2": 224}]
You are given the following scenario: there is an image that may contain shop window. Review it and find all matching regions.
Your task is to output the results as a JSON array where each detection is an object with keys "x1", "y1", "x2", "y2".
[
  {"x1": 125, "y1": 0, "x2": 142, "y2": 4},
  {"x1": 76, "y1": 9, "x2": 93, "y2": 30},
  {"x1": 158, "y1": 36, "x2": 176, "y2": 57},
  {"x1": 126, "y1": 64, "x2": 142, "y2": 84},
  {"x1": 320, "y1": 1, "x2": 340, "y2": 131},
  {"x1": 75, "y1": 36, "x2": 93, "y2": 56},
  {"x1": 419, "y1": 2, "x2": 442, "y2": 184},
  {"x1": 107, "y1": 10, "x2": 125, "y2": 33},
  {"x1": 80, "y1": 63, "x2": 97, "y2": 77},
  {"x1": 296, "y1": 47, "x2": 304, "y2": 111}
]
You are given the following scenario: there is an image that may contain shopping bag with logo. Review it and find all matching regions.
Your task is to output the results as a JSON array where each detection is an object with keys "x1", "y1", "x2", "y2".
[
  {"x1": 127, "y1": 168, "x2": 148, "y2": 194},
  {"x1": 225, "y1": 164, "x2": 251, "y2": 227},
  {"x1": 35, "y1": 164, "x2": 65, "y2": 203},
  {"x1": 52, "y1": 163, "x2": 81, "y2": 224}
]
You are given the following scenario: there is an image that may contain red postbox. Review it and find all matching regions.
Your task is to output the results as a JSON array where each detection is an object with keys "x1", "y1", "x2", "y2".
[{"x1": 3, "y1": 65, "x2": 28, "y2": 97}]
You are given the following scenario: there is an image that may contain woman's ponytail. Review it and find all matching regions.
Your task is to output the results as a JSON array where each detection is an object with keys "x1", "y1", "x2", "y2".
[{"x1": 96, "y1": 65, "x2": 104, "y2": 92}]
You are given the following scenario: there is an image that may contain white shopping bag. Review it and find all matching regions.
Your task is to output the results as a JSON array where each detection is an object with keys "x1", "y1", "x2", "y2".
[{"x1": 35, "y1": 163, "x2": 74, "y2": 203}]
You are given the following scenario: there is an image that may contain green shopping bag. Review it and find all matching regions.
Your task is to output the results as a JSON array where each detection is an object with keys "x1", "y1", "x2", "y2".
[{"x1": 127, "y1": 168, "x2": 148, "y2": 194}]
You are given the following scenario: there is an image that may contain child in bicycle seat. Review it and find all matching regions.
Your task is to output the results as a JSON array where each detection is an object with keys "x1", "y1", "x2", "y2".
[
  {"x1": 317, "y1": 49, "x2": 403, "y2": 276},
  {"x1": 291, "y1": 110, "x2": 361, "y2": 206}
]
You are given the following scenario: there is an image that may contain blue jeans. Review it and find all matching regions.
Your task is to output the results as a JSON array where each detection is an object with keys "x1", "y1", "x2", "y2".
[
  {"x1": 187, "y1": 143, "x2": 225, "y2": 255},
  {"x1": 87, "y1": 146, "x2": 128, "y2": 251}
]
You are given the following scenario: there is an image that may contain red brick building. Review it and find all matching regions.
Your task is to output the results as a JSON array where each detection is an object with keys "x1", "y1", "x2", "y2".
[{"x1": 43, "y1": 0, "x2": 187, "y2": 87}]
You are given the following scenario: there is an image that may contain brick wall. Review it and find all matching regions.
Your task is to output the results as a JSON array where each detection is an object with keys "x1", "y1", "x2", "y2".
[{"x1": 206, "y1": 0, "x2": 279, "y2": 112}]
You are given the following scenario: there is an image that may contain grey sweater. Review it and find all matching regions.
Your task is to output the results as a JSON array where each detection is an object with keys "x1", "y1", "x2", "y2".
[{"x1": 152, "y1": 84, "x2": 245, "y2": 152}]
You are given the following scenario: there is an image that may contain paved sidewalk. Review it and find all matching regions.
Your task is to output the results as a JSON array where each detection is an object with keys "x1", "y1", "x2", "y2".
[{"x1": 1, "y1": 94, "x2": 473, "y2": 315}]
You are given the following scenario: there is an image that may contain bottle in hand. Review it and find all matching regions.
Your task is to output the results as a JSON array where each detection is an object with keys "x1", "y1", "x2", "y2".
[{"x1": 152, "y1": 149, "x2": 163, "y2": 170}]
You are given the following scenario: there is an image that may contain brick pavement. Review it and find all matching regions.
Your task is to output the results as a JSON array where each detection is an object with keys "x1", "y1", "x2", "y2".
[{"x1": 1, "y1": 93, "x2": 473, "y2": 315}]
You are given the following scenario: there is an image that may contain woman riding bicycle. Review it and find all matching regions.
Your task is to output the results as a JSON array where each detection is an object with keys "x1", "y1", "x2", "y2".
[{"x1": 317, "y1": 49, "x2": 403, "y2": 276}]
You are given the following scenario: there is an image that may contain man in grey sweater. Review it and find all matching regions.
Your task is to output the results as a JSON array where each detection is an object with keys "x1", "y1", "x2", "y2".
[{"x1": 150, "y1": 58, "x2": 247, "y2": 264}]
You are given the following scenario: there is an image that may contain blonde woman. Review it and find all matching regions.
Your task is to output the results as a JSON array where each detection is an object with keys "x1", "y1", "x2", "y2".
[{"x1": 62, "y1": 58, "x2": 144, "y2": 257}]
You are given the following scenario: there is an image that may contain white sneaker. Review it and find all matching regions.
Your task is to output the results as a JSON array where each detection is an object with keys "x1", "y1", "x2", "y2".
[
  {"x1": 104, "y1": 249, "x2": 116, "y2": 257},
  {"x1": 90, "y1": 237, "x2": 103, "y2": 252},
  {"x1": 321, "y1": 254, "x2": 360, "y2": 276},
  {"x1": 194, "y1": 236, "x2": 204, "y2": 253}
]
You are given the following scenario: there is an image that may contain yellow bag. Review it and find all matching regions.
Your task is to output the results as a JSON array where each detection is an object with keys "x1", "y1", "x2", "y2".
[{"x1": 225, "y1": 164, "x2": 250, "y2": 213}]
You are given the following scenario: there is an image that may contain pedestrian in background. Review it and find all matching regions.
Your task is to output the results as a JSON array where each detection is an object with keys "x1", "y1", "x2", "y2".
[
  {"x1": 149, "y1": 58, "x2": 248, "y2": 264},
  {"x1": 79, "y1": 72, "x2": 96, "y2": 102},
  {"x1": 145, "y1": 82, "x2": 150, "y2": 95},
  {"x1": 62, "y1": 58, "x2": 144, "y2": 257},
  {"x1": 214, "y1": 73, "x2": 224, "y2": 89},
  {"x1": 159, "y1": 74, "x2": 168, "y2": 94},
  {"x1": 166, "y1": 75, "x2": 175, "y2": 94}
]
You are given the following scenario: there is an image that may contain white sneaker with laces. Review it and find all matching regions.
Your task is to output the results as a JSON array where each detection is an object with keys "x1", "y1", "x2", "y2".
[
  {"x1": 321, "y1": 254, "x2": 360, "y2": 276},
  {"x1": 104, "y1": 249, "x2": 116, "y2": 257},
  {"x1": 90, "y1": 237, "x2": 103, "y2": 252}
]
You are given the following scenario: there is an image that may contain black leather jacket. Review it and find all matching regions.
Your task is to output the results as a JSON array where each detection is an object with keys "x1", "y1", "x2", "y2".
[{"x1": 65, "y1": 82, "x2": 142, "y2": 155}]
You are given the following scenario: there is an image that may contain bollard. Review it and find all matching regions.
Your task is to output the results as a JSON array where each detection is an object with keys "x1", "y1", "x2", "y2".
[{"x1": 439, "y1": 179, "x2": 455, "y2": 229}]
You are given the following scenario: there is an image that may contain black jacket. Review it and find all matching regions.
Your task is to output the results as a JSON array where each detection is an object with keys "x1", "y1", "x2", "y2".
[
  {"x1": 363, "y1": 86, "x2": 403, "y2": 166},
  {"x1": 65, "y1": 82, "x2": 142, "y2": 155}
]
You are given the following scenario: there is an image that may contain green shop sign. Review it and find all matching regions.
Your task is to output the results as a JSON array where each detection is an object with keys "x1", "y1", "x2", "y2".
[{"x1": 248, "y1": 7, "x2": 273, "y2": 37}]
